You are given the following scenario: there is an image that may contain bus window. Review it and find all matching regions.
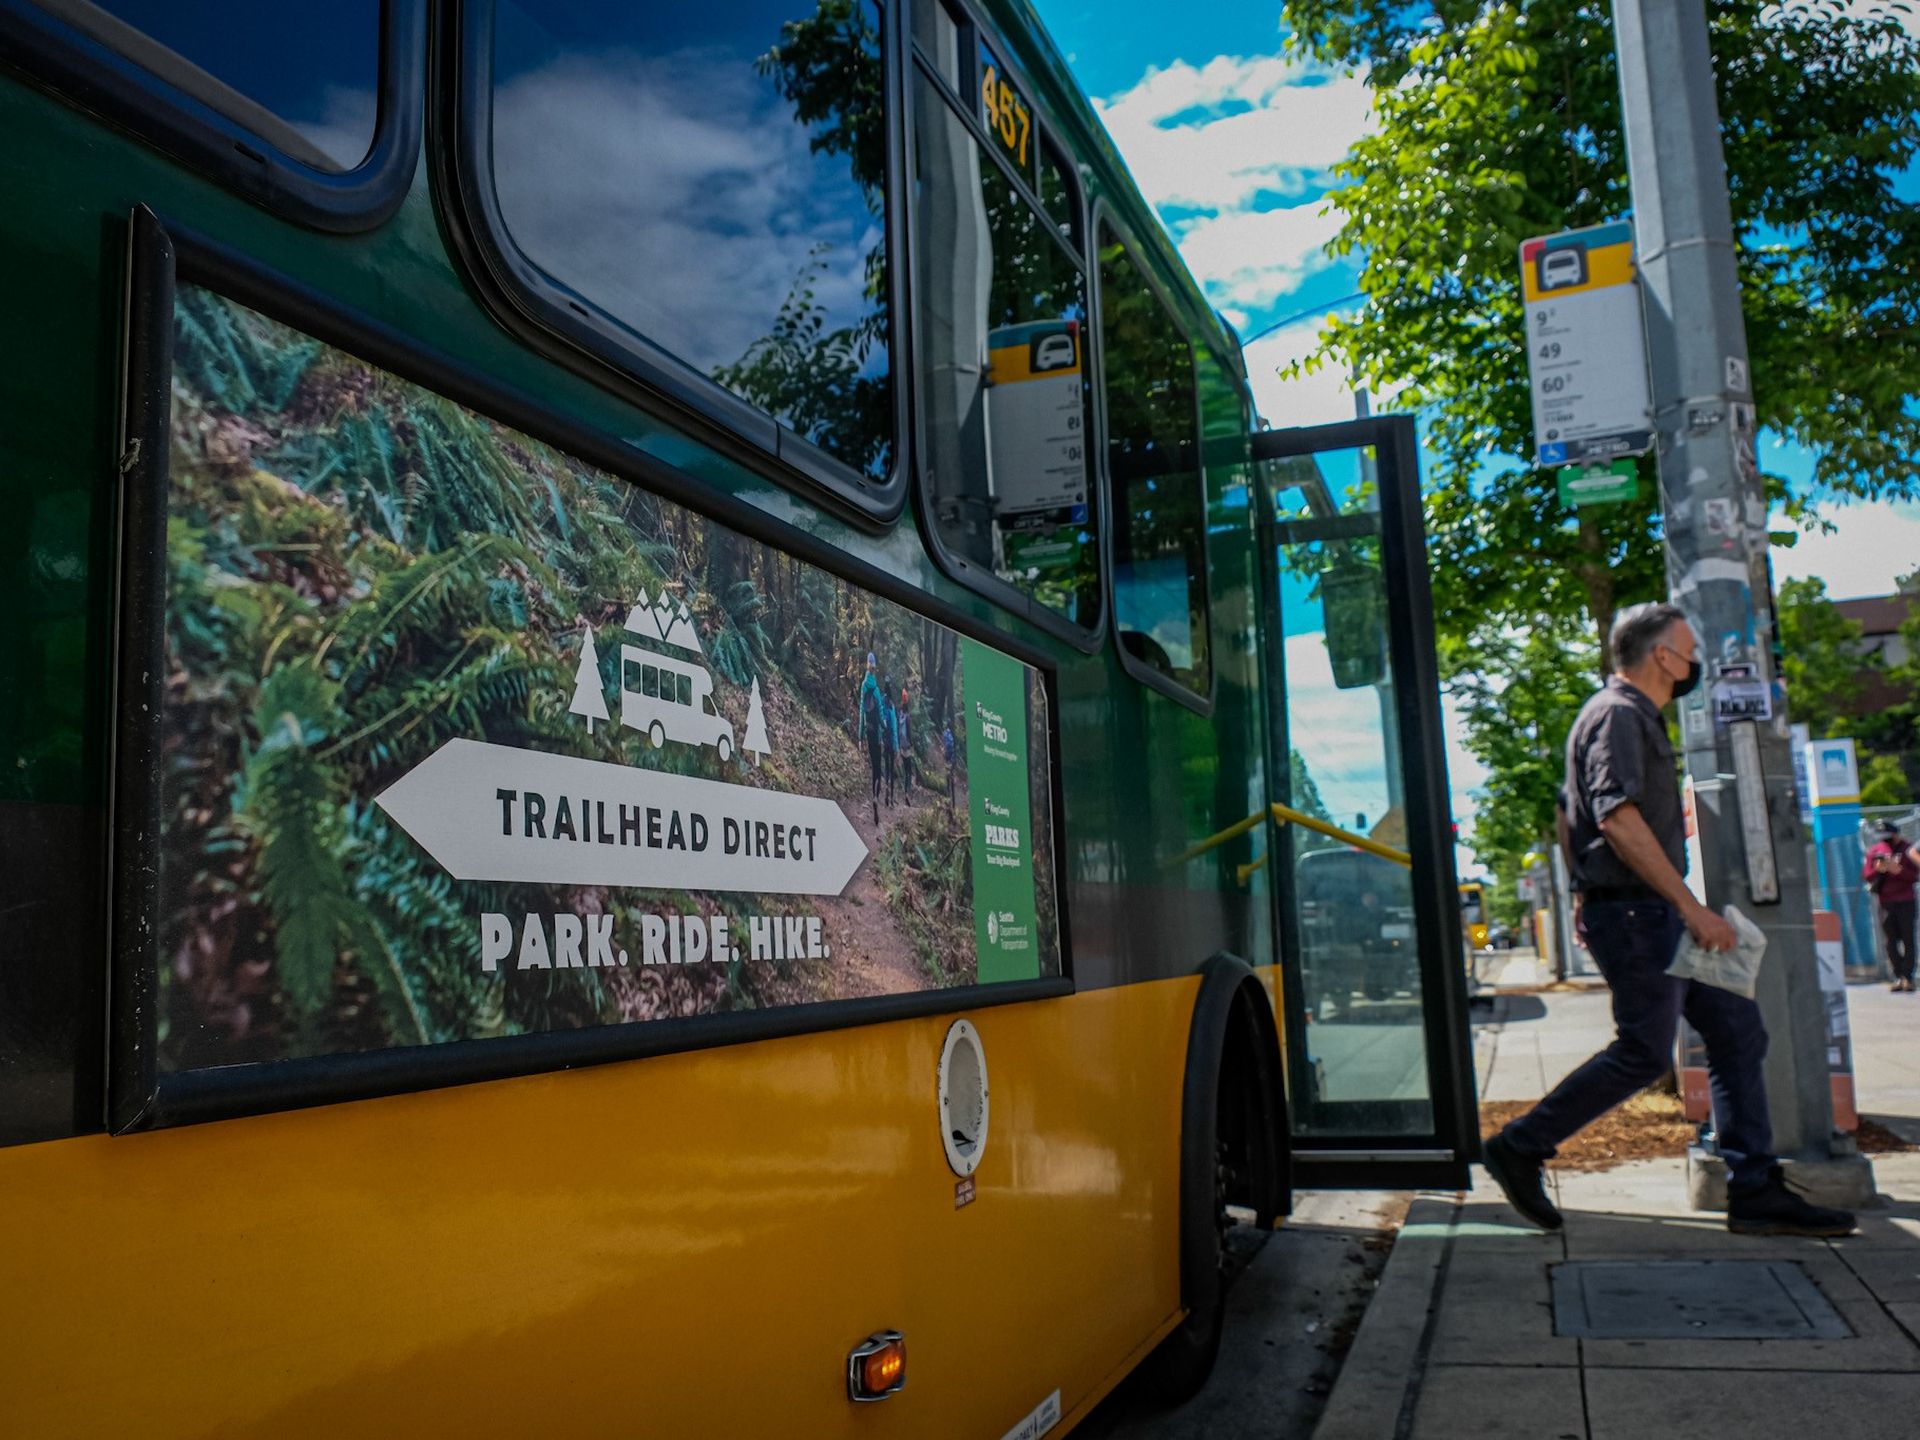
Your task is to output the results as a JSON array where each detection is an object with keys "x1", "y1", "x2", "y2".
[
  {"x1": 913, "y1": 0, "x2": 962, "y2": 90},
  {"x1": 1097, "y1": 223, "x2": 1210, "y2": 697},
  {"x1": 677, "y1": 673, "x2": 693, "y2": 707},
  {"x1": 483, "y1": 0, "x2": 894, "y2": 483},
  {"x1": 1038, "y1": 137, "x2": 1081, "y2": 251},
  {"x1": 911, "y1": 55, "x2": 1100, "y2": 629},
  {"x1": 31, "y1": 0, "x2": 381, "y2": 170},
  {"x1": 642, "y1": 663, "x2": 658, "y2": 698}
]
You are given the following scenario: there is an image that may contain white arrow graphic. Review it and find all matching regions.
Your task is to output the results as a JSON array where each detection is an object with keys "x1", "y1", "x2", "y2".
[{"x1": 374, "y1": 738, "x2": 868, "y2": 897}]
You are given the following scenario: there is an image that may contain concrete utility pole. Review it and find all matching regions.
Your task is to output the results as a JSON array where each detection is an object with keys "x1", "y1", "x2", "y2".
[{"x1": 1612, "y1": 0, "x2": 1872, "y2": 1204}]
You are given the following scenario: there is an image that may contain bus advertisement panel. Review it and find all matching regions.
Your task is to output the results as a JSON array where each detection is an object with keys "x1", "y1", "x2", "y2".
[{"x1": 137, "y1": 284, "x2": 1062, "y2": 1080}]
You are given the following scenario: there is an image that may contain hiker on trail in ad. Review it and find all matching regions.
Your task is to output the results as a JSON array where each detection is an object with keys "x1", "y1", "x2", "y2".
[
  {"x1": 943, "y1": 718, "x2": 957, "y2": 816},
  {"x1": 898, "y1": 685, "x2": 914, "y2": 803},
  {"x1": 858, "y1": 652, "x2": 885, "y2": 823},
  {"x1": 880, "y1": 675, "x2": 899, "y2": 808}
]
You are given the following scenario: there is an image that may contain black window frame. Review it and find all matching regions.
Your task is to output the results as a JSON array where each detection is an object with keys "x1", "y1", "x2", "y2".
[
  {"x1": 1089, "y1": 201, "x2": 1216, "y2": 714},
  {"x1": 107, "y1": 208, "x2": 1075, "y2": 1134},
  {"x1": 441, "y1": 0, "x2": 914, "y2": 526},
  {"x1": 904, "y1": 0, "x2": 1104, "y2": 654},
  {"x1": 0, "y1": 0, "x2": 422, "y2": 232}
]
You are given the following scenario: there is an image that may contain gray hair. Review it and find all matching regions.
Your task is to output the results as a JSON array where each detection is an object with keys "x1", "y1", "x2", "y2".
[{"x1": 1610, "y1": 601, "x2": 1691, "y2": 671}]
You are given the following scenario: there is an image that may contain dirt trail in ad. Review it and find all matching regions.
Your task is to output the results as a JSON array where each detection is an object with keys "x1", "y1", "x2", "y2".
[{"x1": 833, "y1": 792, "x2": 933, "y2": 998}]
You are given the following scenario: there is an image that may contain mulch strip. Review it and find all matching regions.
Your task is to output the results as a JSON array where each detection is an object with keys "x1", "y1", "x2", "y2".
[{"x1": 1480, "y1": 1093, "x2": 1920, "y2": 1172}]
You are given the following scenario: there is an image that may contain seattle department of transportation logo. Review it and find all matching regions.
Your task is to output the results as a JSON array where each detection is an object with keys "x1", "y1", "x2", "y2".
[{"x1": 988, "y1": 911, "x2": 1000, "y2": 945}]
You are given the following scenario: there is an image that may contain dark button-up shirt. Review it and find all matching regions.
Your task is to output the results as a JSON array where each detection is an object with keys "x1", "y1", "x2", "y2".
[{"x1": 1563, "y1": 676, "x2": 1685, "y2": 892}]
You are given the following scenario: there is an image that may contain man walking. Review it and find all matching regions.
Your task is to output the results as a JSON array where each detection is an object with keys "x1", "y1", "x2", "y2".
[
  {"x1": 1482, "y1": 602, "x2": 1854, "y2": 1237},
  {"x1": 1863, "y1": 819, "x2": 1920, "y2": 991}
]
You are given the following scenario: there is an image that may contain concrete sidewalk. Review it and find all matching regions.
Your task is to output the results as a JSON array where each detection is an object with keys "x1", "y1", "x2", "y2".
[{"x1": 1316, "y1": 982, "x2": 1920, "y2": 1439}]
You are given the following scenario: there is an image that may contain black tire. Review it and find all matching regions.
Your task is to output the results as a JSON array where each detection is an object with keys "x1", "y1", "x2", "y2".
[
  {"x1": 1136, "y1": 955, "x2": 1289, "y2": 1405},
  {"x1": 1135, "y1": 1123, "x2": 1229, "y2": 1404}
]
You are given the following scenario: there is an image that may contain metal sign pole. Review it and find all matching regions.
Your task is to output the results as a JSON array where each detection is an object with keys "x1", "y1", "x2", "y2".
[{"x1": 1612, "y1": 0, "x2": 1871, "y2": 1205}]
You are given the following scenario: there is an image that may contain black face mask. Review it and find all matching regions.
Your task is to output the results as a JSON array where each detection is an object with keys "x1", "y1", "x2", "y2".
[{"x1": 1669, "y1": 655, "x2": 1703, "y2": 700}]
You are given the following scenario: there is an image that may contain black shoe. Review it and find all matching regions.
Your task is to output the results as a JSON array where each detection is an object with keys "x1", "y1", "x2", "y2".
[
  {"x1": 1482, "y1": 1131, "x2": 1563, "y2": 1232},
  {"x1": 1727, "y1": 1166, "x2": 1856, "y2": 1237}
]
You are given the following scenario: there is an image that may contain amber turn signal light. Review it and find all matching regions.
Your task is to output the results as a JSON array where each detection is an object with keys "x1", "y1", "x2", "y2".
[{"x1": 847, "y1": 1330, "x2": 906, "y2": 1402}]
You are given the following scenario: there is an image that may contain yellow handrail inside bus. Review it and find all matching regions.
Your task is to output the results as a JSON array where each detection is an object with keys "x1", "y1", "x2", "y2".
[
  {"x1": 1173, "y1": 802, "x2": 1414, "y2": 878},
  {"x1": 1267, "y1": 802, "x2": 1412, "y2": 869}
]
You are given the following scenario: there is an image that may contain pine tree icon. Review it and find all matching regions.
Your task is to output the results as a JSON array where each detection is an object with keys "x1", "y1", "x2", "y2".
[
  {"x1": 569, "y1": 625, "x2": 610, "y2": 734},
  {"x1": 742, "y1": 676, "x2": 771, "y2": 766}
]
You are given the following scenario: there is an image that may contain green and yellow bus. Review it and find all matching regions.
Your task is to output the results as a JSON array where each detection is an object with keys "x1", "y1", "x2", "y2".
[{"x1": 0, "y1": 1, "x2": 1476, "y2": 1434}]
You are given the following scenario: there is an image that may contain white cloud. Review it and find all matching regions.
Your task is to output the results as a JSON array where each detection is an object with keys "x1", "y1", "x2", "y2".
[
  {"x1": 1284, "y1": 634, "x2": 1394, "y2": 827},
  {"x1": 1173, "y1": 201, "x2": 1345, "y2": 313},
  {"x1": 1772, "y1": 500, "x2": 1920, "y2": 600},
  {"x1": 292, "y1": 86, "x2": 376, "y2": 171},
  {"x1": 491, "y1": 47, "x2": 876, "y2": 379},
  {"x1": 1243, "y1": 315, "x2": 1360, "y2": 429},
  {"x1": 1094, "y1": 57, "x2": 1372, "y2": 216},
  {"x1": 1090, "y1": 52, "x2": 1371, "y2": 356}
]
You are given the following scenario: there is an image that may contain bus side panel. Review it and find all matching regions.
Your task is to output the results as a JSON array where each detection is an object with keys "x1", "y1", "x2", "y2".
[{"x1": 0, "y1": 979, "x2": 1196, "y2": 1438}]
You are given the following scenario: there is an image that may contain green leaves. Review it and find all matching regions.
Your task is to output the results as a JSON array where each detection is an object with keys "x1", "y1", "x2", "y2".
[
  {"x1": 237, "y1": 663, "x2": 357, "y2": 1027},
  {"x1": 1282, "y1": 0, "x2": 1920, "y2": 874},
  {"x1": 1777, "y1": 577, "x2": 1866, "y2": 740}
]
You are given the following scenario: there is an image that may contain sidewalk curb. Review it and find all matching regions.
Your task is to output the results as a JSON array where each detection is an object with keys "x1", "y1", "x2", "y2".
[{"x1": 1310, "y1": 1192, "x2": 1462, "y2": 1440}]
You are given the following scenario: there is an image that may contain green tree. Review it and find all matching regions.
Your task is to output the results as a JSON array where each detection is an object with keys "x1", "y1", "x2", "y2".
[
  {"x1": 715, "y1": 0, "x2": 892, "y2": 477},
  {"x1": 1289, "y1": 748, "x2": 1333, "y2": 823},
  {"x1": 1279, "y1": 0, "x2": 1920, "y2": 861},
  {"x1": 1448, "y1": 613, "x2": 1598, "y2": 876},
  {"x1": 1861, "y1": 752, "x2": 1910, "y2": 807},
  {"x1": 1857, "y1": 574, "x2": 1920, "y2": 797},
  {"x1": 1776, "y1": 576, "x2": 1867, "y2": 739}
]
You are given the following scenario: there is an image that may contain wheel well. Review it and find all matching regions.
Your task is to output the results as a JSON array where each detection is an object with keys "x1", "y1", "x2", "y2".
[
  {"x1": 1216, "y1": 975, "x2": 1291, "y2": 1226},
  {"x1": 1144, "y1": 955, "x2": 1293, "y2": 1399}
]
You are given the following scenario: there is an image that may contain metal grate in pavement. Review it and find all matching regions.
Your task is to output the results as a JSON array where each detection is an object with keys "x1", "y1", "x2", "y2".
[{"x1": 1549, "y1": 1260, "x2": 1851, "y2": 1340}]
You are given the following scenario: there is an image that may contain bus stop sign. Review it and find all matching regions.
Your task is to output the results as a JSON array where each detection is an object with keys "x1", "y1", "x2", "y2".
[{"x1": 1521, "y1": 221, "x2": 1654, "y2": 467}]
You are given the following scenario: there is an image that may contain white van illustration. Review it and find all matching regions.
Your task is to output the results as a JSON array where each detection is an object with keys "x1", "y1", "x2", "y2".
[
  {"x1": 1033, "y1": 332, "x2": 1077, "y2": 372},
  {"x1": 1538, "y1": 247, "x2": 1586, "y2": 291},
  {"x1": 616, "y1": 591, "x2": 736, "y2": 761}
]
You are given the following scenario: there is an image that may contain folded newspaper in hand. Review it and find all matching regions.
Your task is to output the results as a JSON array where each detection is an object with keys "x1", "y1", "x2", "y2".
[{"x1": 1666, "y1": 903, "x2": 1767, "y2": 999}]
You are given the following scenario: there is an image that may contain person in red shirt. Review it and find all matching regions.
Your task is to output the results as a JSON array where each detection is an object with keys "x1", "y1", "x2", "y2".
[{"x1": 1862, "y1": 819, "x2": 1920, "y2": 991}]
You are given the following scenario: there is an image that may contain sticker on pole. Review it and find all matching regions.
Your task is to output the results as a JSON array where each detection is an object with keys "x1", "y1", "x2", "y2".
[{"x1": 1521, "y1": 221, "x2": 1654, "y2": 467}]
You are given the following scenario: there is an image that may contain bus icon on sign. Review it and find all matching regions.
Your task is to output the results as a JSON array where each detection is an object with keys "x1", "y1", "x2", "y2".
[{"x1": 1538, "y1": 247, "x2": 1587, "y2": 292}]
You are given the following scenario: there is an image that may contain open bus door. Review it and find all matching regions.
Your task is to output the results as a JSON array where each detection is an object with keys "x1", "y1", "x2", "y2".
[{"x1": 1252, "y1": 415, "x2": 1480, "y2": 1191}]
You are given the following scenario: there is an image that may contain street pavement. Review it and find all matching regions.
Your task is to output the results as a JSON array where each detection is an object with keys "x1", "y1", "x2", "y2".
[
  {"x1": 1076, "y1": 1189, "x2": 1407, "y2": 1439},
  {"x1": 1316, "y1": 965, "x2": 1920, "y2": 1440}
]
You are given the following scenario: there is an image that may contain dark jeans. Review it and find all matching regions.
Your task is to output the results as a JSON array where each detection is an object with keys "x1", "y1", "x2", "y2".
[
  {"x1": 1879, "y1": 898, "x2": 1916, "y2": 981},
  {"x1": 1502, "y1": 898, "x2": 1774, "y2": 1190}
]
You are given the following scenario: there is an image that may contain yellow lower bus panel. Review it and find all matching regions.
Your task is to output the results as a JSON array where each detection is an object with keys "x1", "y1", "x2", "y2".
[{"x1": 0, "y1": 977, "x2": 1220, "y2": 1439}]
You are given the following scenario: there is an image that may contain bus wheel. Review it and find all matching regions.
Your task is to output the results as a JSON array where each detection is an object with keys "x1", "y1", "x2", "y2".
[
  {"x1": 649, "y1": 721, "x2": 665, "y2": 749},
  {"x1": 1139, "y1": 954, "x2": 1289, "y2": 1404},
  {"x1": 718, "y1": 734, "x2": 733, "y2": 764}
]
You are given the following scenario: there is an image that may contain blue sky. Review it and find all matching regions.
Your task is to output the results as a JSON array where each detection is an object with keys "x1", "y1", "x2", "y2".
[{"x1": 1035, "y1": 0, "x2": 1920, "y2": 865}]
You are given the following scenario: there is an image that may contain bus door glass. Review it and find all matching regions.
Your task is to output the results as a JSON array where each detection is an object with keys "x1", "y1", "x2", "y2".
[{"x1": 1253, "y1": 417, "x2": 1478, "y2": 1191}]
